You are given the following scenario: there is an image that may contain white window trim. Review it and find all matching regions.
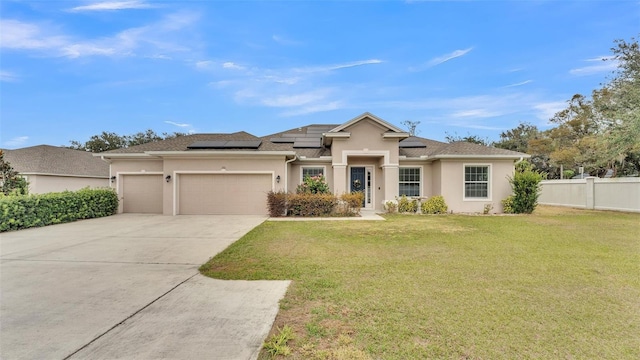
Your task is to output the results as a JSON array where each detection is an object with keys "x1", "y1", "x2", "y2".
[
  {"x1": 398, "y1": 166, "x2": 423, "y2": 197},
  {"x1": 300, "y1": 166, "x2": 327, "y2": 181},
  {"x1": 463, "y1": 163, "x2": 492, "y2": 201}
]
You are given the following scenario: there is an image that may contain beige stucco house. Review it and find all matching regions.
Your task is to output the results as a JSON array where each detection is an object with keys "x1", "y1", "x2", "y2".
[
  {"x1": 3, "y1": 145, "x2": 109, "y2": 194},
  {"x1": 99, "y1": 113, "x2": 528, "y2": 215}
]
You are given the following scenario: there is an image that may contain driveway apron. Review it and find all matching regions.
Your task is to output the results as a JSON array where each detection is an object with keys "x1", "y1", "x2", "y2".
[{"x1": 0, "y1": 214, "x2": 290, "y2": 360}]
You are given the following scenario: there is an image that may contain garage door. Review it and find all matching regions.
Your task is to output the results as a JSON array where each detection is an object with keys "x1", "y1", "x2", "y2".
[
  {"x1": 178, "y1": 174, "x2": 271, "y2": 215},
  {"x1": 122, "y1": 175, "x2": 163, "y2": 214}
]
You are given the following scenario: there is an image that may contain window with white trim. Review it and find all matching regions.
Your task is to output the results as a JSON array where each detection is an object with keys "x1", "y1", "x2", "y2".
[
  {"x1": 399, "y1": 167, "x2": 421, "y2": 197},
  {"x1": 302, "y1": 167, "x2": 324, "y2": 180},
  {"x1": 464, "y1": 165, "x2": 489, "y2": 198}
]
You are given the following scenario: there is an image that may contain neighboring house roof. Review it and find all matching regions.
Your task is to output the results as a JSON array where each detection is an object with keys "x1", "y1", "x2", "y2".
[
  {"x1": 100, "y1": 113, "x2": 528, "y2": 160},
  {"x1": 2, "y1": 145, "x2": 109, "y2": 177}
]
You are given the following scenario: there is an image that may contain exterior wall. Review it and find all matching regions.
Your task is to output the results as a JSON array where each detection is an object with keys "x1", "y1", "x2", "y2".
[
  {"x1": 330, "y1": 118, "x2": 401, "y2": 211},
  {"x1": 398, "y1": 161, "x2": 434, "y2": 199},
  {"x1": 23, "y1": 175, "x2": 109, "y2": 194},
  {"x1": 289, "y1": 161, "x2": 333, "y2": 193},
  {"x1": 540, "y1": 177, "x2": 640, "y2": 213},
  {"x1": 437, "y1": 159, "x2": 515, "y2": 213}
]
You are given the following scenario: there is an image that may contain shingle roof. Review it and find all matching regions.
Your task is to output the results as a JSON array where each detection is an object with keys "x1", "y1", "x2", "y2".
[
  {"x1": 104, "y1": 132, "x2": 261, "y2": 153},
  {"x1": 2, "y1": 145, "x2": 109, "y2": 177},
  {"x1": 99, "y1": 125, "x2": 526, "y2": 159}
]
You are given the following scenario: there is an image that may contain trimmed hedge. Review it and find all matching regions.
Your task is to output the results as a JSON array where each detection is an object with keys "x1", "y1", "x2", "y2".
[
  {"x1": 0, "y1": 188, "x2": 118, "y2": 232},
  {"x1": 421, "y1": 195, "x2": 448, "y2": 214},
  {"x1": 287, "y1": 193, "x2": 338, "y2": 217}
]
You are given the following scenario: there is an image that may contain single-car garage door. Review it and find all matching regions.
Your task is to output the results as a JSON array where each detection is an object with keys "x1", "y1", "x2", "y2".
[
  {"x1": 178, "y1": 174, "x2": 271, "y2": 215},
  {"x1": 122, "y1": 174, "x2": 163, "y2": 214}
]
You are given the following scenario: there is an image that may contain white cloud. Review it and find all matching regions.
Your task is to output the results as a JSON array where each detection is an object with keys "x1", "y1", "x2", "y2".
[
  {"x1": 0, "y1": 19, "x2": 68, "y2": 50},
  {"x1": 569, "y1": 56, "x2": 619, "y2": 76},
  {"x1": 0, "y1": 11, "x2": 199, "y2": 59},
  {"x1": 450, "y1": 109, "x2": 503, "y2": 118},
  {"x1": 195, "y1": 60, "x2": 213, "y2": 69},
  {"x1": 261, "y1": 90, "x2": 330, "y2": 108},
  {"x1": 0, "y1": 70, "x2": 19, "y2": 82},
  {"x1": 164, "y1": 120, "x2": 191, "y2": 128},
  {"x1": 297, "y1": 59, "x2": 383, "y2": 73},
  {"x1": 504, "y1": 80, "x2": 533, "y2": 88},
  {"x1": 3, "y1": 136, "x2": 29, "y2": 148},
  {"x1": 222, "y1": 62, "x2": 245, "y2": 70},
  {"x1": 533, "y1": 101, "x2": 566, "y2": 121},
  {"x1": 68, "y1": 1, "x2": 157, "y2": 12},
  {"x1": 411, "y1": 48, "x2": 473, "y2": 71}
]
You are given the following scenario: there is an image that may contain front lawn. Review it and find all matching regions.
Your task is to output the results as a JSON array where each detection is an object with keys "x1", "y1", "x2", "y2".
[{"x1": 200, "y1": 207, "x2": 640, "y2": 359}]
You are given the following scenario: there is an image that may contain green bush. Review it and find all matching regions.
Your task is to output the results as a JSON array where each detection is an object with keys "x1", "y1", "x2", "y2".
[
  {"x1": 502, "y1": 196, "x2": 515, "y2": 214},
  {"x1": 287, "y1": 193, "x2": 338, "y2": 217},
  {"x1": 421, "y1": 195, "x2": 448, "y2": 214},
  {"x1": 0, "y1": 188, "x2": 118, "y2": 232},
  {"x1": 385, "y1": 201, "x2": 398, "y2": 213},
  {"x1": 507, "y1": 161, "x2": 544, "y2": 214},
  {"x1": 397, "y1": 195, "x2": 418, "y2": 213},
  {"x1": 267, "y1": 191, "x2": 287, "y2": 217}
]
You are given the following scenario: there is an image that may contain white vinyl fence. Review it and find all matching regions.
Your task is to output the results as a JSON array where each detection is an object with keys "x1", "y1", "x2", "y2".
[{"x1": 539, "y1": 177, "x2": 640, "y2": 213}]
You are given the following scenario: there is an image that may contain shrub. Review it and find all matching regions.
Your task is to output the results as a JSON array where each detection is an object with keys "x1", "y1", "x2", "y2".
[
  {"x1": 385, "y1": 200, "x2": 398, "y2": 213},
  {"x1": 338, "y1": 192, "x2": 364, "y2": 216},
  {"x1": 507, "y1": 160, "x2": 544, "y2": 214},
  {"x1": 287, "y1": 193, "x2": 338, "y2": 217},
  {"x1": 502, "y1": 195, "x2": 515, "y2": 214},
  {"x1": 0, "y1": 188, "x2": 118, "y2": 232},
  {"x1": 421, "y1": 195, "x2": 448, "y2": 214},
  {"x1": 296, "y1": 175, "x2": 330, "y2": 194},
  {"x1": 267, "y1": 191, "x2": 287, "y2": 217},
  {"x1": 397, "y1": 195, "x2": 418, "y2": 213}
]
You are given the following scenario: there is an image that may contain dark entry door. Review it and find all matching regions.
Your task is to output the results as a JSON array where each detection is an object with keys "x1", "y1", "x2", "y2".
[{"x1": 350, "y1": 167, "x2": 366, "y2": 207}]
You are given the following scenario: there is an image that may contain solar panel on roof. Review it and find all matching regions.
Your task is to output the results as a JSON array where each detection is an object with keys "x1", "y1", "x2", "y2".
[
  {"x1": 224, "y1": 140, "x2": 262, "y2": 148},
  {"x1": 270, "y1": 137, "x2": 296, "y2": 143},
  {"x1": 293, "y1": 139, "x2": 322, "y2": 148},
  {"x1": 399, "y1": 138, "x2": 427, "y2": 148}
]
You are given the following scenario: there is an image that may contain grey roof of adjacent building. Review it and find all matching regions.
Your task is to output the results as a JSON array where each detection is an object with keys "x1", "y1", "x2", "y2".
[
  {"x1": 2, "y1": 145, "x2": 109, "y2": 177},
  {"x1": 100, "y1": 124, "x2": 527, "y2": 160}
]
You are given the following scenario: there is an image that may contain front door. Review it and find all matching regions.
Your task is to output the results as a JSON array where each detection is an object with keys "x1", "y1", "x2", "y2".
[{"x1": 350, "y1": 167, "x2": 373, "y2": 208}]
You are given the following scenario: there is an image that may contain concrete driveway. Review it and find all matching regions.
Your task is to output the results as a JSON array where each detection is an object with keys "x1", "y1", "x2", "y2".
[{"x1": 0, "y1": 214, "x2": 290, "y2": 360}]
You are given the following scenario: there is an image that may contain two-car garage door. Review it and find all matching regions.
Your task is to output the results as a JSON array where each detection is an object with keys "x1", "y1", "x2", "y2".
[
  {"x1": 121, "y1": 173, "x2": 271, "y2": 215},
  {"x1": 178, "y1": 174, "x2": 271, "y2": 215}
]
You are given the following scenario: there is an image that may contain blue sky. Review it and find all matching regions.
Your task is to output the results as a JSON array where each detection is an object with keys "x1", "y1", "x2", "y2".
[{"x1": 1, "y1": 1, "x2": 638, "y2": 149}]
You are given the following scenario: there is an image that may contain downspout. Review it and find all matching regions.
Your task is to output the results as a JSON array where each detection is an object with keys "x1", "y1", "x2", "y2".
[
  {"x1": 100, "y1": 155, "x2": 113, "y2": 189},
  {"x1": 284, "y1": 155, "x2": 298, "y2": 192}
]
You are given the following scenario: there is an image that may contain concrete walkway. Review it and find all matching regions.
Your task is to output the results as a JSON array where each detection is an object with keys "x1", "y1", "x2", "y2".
[
  {"x1": 0, "y1": 215, "x2": 290, "y2": 360},
  {"x1": 268, "y1": 209, "x2": 385, "y2": 221}
]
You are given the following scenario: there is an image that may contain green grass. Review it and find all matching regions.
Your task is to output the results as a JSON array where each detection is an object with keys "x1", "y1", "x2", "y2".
[{"x1": 200, "y1": 207, "x2": 640, "y2": 359}]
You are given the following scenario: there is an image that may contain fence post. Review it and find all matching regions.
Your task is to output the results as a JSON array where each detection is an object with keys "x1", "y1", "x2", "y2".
[{"x1": 585, "y1": 177, "x2": 595, "y2": 209}]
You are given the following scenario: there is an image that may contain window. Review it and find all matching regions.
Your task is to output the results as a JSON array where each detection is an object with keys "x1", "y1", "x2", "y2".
[
  {"x1": 399, "y1": 167, "x2": 421, "y2": 197},
  {"x1": 464, "y1": 165, "x2": 489, "y2": 198},
  {"x1": 302, "y1": 167, "x2": 324, "y2": 180}
]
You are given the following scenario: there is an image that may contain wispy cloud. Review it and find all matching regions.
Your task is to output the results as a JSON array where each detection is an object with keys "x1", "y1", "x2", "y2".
[
  {"x1": 450, "y1": 109, "x2": 503, "y2": 118},
  {"x1": 164, "y1": 120, "x2": 191, "y2": 128},
  {"x1": 0, "y1": 70, "x2": 19, "y2": 82},
  {"x1": 68, "y1": 1, "x2": 157, "y2": 12},
  {"x1": 272, "y1": 34, "x2": 303, "y2": 46},
  {"x1": 504, "y1": 80, "x2": 533, "y2": 88},
  {"x1": 3, "y1": 136, "x2": 29, "y2": 148},
  {"x1": 569, "y1": 56, "x2": 619, "y2": 76},
  {"x1": 533, "y1": 101, "x2": 566, "y2": 121},
  {"x1": 0, "y1": 11, "x2": 200, "y2": 58},
  {"x1": 411, "y1": 48, "x2": 473, "y2": 71},
  {"x1": 222, "y1": 62, "x2": 245, "y2": 70},
  {"x1": 296, "y1": 59, "x2": 383, "y2": 73}
]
